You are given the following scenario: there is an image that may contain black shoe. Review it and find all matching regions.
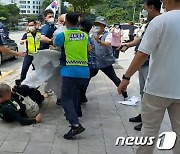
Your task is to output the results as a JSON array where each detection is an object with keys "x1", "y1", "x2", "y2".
[
  {"x1": 122, "y1": 91, "x2": 128, "y2": 100},
  {"x1": 134, "y1": 123, "x2": 143, "y2": 131},
  {"x1": 129, "y1": 114, "x2": 142, "y2": 123},
  {"x1": 81, "y1": 97, "x2": 88, "y2": 105},
  {"x1": 64, "y1": 124, "x2": 85, "y2": 140},
  {"x1": 56, "y1": 98, "x2": 61, "y2": 105}
]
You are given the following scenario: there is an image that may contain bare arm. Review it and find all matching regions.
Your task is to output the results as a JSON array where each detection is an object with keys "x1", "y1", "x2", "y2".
[
  {"x1": 41, "y1": 35, "x2": 53, "y2": 44},
  {"x1": 95, "y1": 35, "x2": 111, "y2": 47},
  {"x1": 126, "y1": 37, "x2": 141, "y2": 48},
  {"x1": 0, "y1": 46, "x2": 26, "y2": 57},
  {"x1": 99, "y1": 41, "x2": 111, "y2": 47}
]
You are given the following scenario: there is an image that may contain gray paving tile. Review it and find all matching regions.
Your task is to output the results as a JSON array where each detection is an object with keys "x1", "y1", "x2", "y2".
[
  {"x1": 51, "y1": 143, "x2": 78, "y2": 154},
  {"x1": 79, "y1": 145, "x2": 106, "y2": 154},
  {"x1": 106, "y1": 146, "x2": 135, "y2": 154},
  {"x1": 103, "y1": 128, "x2": 127, "y2": 140},
  {"x1": 6, "y1": 131, "x2": 31, "y2": 142},
  {"x1": 12, "y1": 125, "x2": 35, "y2": 132},
  {"x1": 54, "y1": 135, "x2": 79, "y2": 145},
  {"x1": 23, "y1": 142, "x2": 52, "y2": 154},
  {"x1": 30, "y1": 129, "x2": 55, "y2": 143},
  {"x1": 0, "y1": 140, "x2": 4, "y2": 147},
  {"x1": 78, "y1": 135, "x2": 105, "y2": 146},
  {"x1": 0, "y1": 141, "x2": 27, "y2": 153},
  {"x1": 0, "y1": 131, "x2": 9, "y2": 141},
  {"x1": 0, "y1": 152, "x2": 22, "y2": 154}
]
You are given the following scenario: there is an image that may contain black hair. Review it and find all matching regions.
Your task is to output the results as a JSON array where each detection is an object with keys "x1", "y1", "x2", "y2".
[
  {"x1": 114, "y1": 23, "x2": 121, "y2": 29},
  {"x1": 144, "y1": 0, "x2": 162, "y2": 12},
  {"x1": 44, "y1": 9, "x2": 54, "y2": 17},
  {"x1": 28, "y1": 19, "x2": 36, "y2": 24},
  {"x1": 66, "y1": 12, "x2": 80, "y2": 26},
  {"x1": 79, "y1": 19, "x2": 93, "y2": 33}
]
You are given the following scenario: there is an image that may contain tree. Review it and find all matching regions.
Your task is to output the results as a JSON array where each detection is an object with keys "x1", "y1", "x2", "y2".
[
  {"x1": 6, "y1": 4, "x2": 20, "y2": 16},
  {"x1": 0, "y1": 4, "x2": 20, "y2": 27},
  {"x1": 94, "y1": 0, "x2": 143, "y2": 23},
  {"x1": 66, "y1": 0, "x2": 104, "y2": 14},
  {"x1": 41, "y1": 0, "x2": 51, "y2": 12},
  {"x1": 6, "y1": 4, "x2": 20, "y2": 27},
  {"x1": 0, "y1": 5, "x2": 10, "y2": 22}
]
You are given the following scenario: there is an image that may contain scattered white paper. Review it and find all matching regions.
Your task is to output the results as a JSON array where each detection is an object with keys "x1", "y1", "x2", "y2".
[{"x1": 119, "y1": 96, "x2": 140, "y2": 106}]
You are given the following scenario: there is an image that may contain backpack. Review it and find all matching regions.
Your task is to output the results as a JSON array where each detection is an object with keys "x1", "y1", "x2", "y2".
[{"x1": 16, "y1": 93, "x2": 39, "y2": 118}]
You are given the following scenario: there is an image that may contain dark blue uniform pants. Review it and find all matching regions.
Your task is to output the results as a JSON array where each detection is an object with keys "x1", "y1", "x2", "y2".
[{"x1": 20, "y1": 55, "x2": 34, "y2": 82}]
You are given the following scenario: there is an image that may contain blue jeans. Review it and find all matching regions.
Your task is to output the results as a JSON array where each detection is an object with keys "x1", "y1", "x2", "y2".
[{"x1": 61, "y1": 77, "x2": 88, "y2": 125}]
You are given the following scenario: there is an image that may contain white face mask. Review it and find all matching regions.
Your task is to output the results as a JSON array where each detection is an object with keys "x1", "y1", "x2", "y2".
[
  {"x1": 142, "y1": 9, "x2": 148, "y2": 18},
  {"x1": 48, "y1": 17, "x2": 55, "y2": 24},
  {"x1": 93, "y1": 26, "x2": 101, "y2": 33},
  {"x1": 58, "y1": 24, "x2": 63, "y2": 28},
  {"x1": 28, "y1": 26, "x2": 36, "y2": 32}
]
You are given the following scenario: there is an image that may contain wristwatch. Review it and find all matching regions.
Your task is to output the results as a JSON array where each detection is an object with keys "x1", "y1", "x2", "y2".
[{"x1": 122, "y1": 74, "x2": 131, "y2": 81}]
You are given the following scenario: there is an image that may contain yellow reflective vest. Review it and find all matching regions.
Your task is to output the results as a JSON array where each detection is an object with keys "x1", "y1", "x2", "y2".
[
  {"x1": 64, "y1": 30, "x2": 89, "y2": 66},
  {"x1": 27, "y1": 32, "x2": 41, "y2": 54}
]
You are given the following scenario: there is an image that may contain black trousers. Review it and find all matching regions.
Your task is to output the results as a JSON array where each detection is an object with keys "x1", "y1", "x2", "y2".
[
  {"x1": 112, "y1": 46, "x2": 120, "y2": 59},
  {"x1": 80, "y1": 65, "x2": 121, "y2": 101},
  {"x1": 20, "y1": 55, "x2": 34, "y2": 82}
]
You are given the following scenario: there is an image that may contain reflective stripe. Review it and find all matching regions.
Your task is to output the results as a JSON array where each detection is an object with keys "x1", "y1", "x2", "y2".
[
  {"x1": 64, "y1": 30, "x2": 88, "y2": 67},
  {"x1": 66, "y1": 60, "x2": 88, "y2": 65}
]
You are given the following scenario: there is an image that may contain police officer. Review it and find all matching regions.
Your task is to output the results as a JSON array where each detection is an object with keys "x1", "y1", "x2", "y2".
[
  {"x1": 20, "y1": 19, "x2": 41, "y2": 82},
  {"x1": 0, "y1": 25, "x2": 26, "y2": 75},
  {"x1": 54, "y1": 12, "x2": 89, "y2": 140}
]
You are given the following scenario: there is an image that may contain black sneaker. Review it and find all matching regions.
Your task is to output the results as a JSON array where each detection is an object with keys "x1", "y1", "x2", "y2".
[
  {"x1": 81, "y1": 97, "x2": 88, "y2": 105},
  {"x1": 129, "y1": 114, "x2": 142, "y2": 123},
  {"x1": 134, "y1": 123, "x2": 143, "y2": 131},
  {"x1": 64, "y1": 124, "x2": 85, "y2": 140}
]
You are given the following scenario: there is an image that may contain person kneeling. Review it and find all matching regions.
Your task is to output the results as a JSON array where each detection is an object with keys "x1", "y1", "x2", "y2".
[{"x1": 0, "y1": 83, "x2": 42, "y2": 125}]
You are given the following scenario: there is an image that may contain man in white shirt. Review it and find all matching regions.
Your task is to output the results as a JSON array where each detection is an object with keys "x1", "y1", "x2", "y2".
[{"x1": 118, "y1": 0, "x2": 180, "y2": 153}]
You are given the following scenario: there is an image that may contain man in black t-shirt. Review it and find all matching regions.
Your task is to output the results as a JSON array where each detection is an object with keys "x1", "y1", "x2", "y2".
[{"x1": 40, "y1": 9, "x2": 57, "y2": 50}]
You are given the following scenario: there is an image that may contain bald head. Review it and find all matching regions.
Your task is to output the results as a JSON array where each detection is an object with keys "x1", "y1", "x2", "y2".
[{"x1": 58, "y1": 14, "x2": 66, "y2": 26}]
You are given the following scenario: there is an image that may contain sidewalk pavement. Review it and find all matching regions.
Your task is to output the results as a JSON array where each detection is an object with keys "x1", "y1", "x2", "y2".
[{"x1": 0, "y1": 48, "x2": 173, "y2": 154}]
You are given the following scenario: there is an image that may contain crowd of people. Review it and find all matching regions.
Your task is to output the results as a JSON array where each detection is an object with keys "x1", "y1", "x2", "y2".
[{"x1": 1, "y1": 0, "x2": 180, "y2": 153}]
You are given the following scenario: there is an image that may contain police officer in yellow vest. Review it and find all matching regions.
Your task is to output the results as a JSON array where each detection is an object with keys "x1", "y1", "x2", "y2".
[
  {"x1": 20, "y1": 19, "x2": 41, "y2": 82},
  {"x1": 54, "y1": 13, "x2": 89, "y2": 140}
]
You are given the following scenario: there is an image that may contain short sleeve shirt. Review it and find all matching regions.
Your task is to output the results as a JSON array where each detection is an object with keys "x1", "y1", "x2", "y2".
[
  {"x1": 40, "y1": 23, "x2": 57, "y2": 49},
  {"x1": 138, "y1": 10, "x2": 180, "y2": 99}
]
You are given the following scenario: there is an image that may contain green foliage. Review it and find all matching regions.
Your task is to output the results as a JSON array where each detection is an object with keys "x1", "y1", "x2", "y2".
[
  {"x1": 26, "y1": 16, "x2": 38, "y2": 22},
  {"x1": 41, "y1": 0, "x2": 51, "y2": 11},
  {"x1": 94, "y1": 0, "x2": 143, "y2": 23},
  {"x1": 66, "y1": 0, "x2": 104, "y2": 13},
  {"x1": 67, "y1": 0, "x2": 143, "y2": 23},
  {"x1": 0, "y1": 4, "x2": 20, "y2": 26}
]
